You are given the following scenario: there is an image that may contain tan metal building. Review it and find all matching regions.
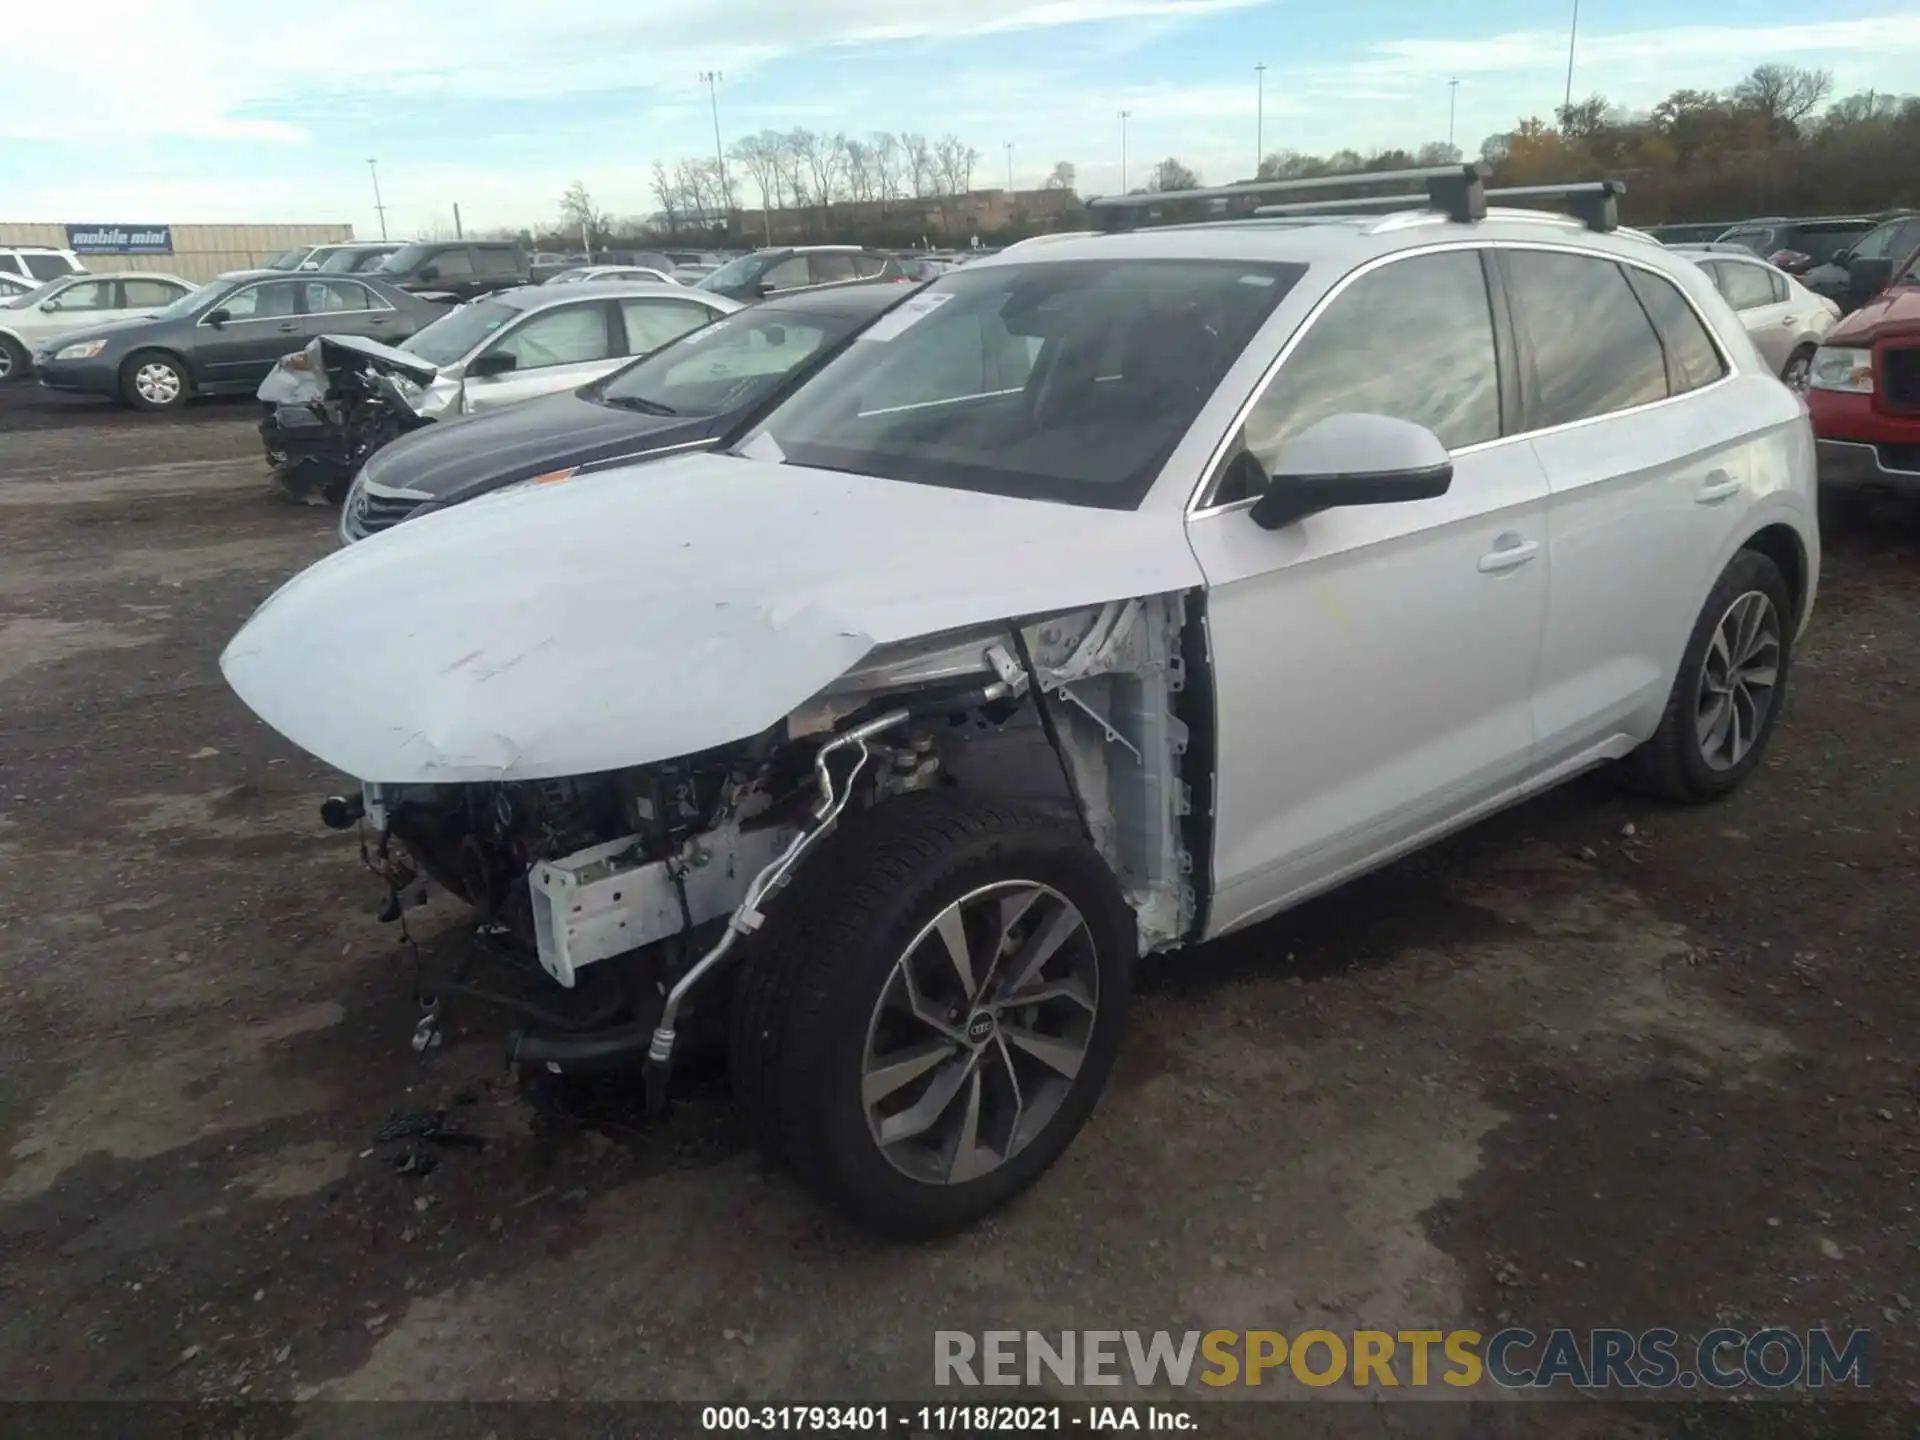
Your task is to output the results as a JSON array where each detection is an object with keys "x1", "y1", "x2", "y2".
[{"x1": 0, "y1": 222, "x2": 355, "y2": 283}]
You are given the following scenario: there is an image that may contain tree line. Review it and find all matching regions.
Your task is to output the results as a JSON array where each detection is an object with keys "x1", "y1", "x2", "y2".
[{"x1": 532, "y1": 63, "x2": 1918, "y2": 251}]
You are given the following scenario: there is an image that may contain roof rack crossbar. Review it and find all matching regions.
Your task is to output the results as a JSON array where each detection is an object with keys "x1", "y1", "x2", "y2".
[
  {"x1": 1482, "y1": 180, "x2": 1626, "y2": 233},
  {"x1": 1088, "y1": 162, "x2": 1489, "y2": 230}
]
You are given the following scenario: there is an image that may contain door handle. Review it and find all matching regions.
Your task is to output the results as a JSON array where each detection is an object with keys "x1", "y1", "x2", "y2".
[
  {"x1": 276, "y1": 322, "x2": 300, "y2": 332},
  {"x1": 1696, "y1": 470, "x2": 1742, "y2": 504},
  {"x1": 1477, "y1": 537, "x2": 1540, "y2": 573}
]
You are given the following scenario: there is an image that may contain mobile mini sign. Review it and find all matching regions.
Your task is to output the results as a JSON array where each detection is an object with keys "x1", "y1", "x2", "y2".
[{"x1": 64, "y1": 224, "x2": 173, "y2": 255}]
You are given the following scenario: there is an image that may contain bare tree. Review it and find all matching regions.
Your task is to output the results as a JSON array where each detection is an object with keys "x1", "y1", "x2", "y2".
[
  {"x1": 729, "y1": 131, "x2": 784, "y2": 224},
  {"x1": 1045, "y1": 160, "x2": 1076, "y2": 191},
  {"x1": 843, "y1": 138, "x2": 876, "y2": 205},
  {"x1": 647, "y1": 166, "x2": 680, "y2": 235},
  {"x1": 777, "y1": 129, "x2": 814, "y2": 212},
  {"x1": 1734, "y1": 64, "x2": 1834, "y2": 129},
  {"x1": 1147, "y1": 157, "x2": 1201, "y2": 191},
  {"x1": 902, "y1": 133, "x2": 937, "y2": 198},
  {"x1": 873, "y1": 133, "x2": 905, "y2": 207},
  {"x1": 559, "y1": 180, "x2": 609, "y2": 245},
  {"x1": 933, "y1": 134, "x2": 978, "y2": 196}
]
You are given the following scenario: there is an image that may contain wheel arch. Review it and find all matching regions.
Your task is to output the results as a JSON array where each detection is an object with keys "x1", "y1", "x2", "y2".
[{"x1": 119, "y1": 345, "x2": 196, "y2": 393}]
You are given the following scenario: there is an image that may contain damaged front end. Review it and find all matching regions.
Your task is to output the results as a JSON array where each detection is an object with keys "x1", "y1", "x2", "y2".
[
  {"x1": 333, "y1": 596, "x2": 1200, "y2": 1103},
  {"x1": 258, "y1": 336, "x2": 451, "y2": 504}
]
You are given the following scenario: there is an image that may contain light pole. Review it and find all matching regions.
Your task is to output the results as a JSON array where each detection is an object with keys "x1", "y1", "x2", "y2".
[
  {"x1": 1255, "y1": 63, "x2": 1267, "y2": 175},
  {"x1": 1448, "y1": 78, "x2": 1459, "y2": 150},
  {"x1": 366, "y1": 158, "x2": 387, "y2": 240},
  {"x1": 1119, "y1": 109, "x2": 1131, "y2": 192},
  {"x1": 1006, "y1": 141, "x2": 1014, "y2": 194},
  {"x1": 1563, "y1": 0, "x2": 1579, "y2": 120},
  {"x1": 700, "y1": 71, "x2": 729, "y2": 228}
]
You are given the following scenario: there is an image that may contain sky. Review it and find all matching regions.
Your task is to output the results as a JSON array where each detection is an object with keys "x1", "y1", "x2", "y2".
[{"x1": 3, "y1": 0, "x2": 1918, "y2": 239}]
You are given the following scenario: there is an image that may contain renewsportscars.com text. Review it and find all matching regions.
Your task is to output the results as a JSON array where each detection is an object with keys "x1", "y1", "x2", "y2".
[{"x1": 934, "y1": 1327, "x2": 1872, "y2": 1392}]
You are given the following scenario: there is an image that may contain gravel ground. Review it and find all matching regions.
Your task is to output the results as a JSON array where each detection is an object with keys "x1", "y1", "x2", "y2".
[{"x1": 1, "y1": 381, "x2": 1917, "y2": 1437}]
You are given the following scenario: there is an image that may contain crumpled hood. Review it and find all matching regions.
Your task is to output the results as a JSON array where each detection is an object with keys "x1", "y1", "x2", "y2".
[
  {"x1": 1827, "y1": 285, "x2": 1920, "y2": 346},
  {"x1": 220, "y1": 451, "x2": 1200, "y2": 783},
  {"x1": 257, "y1": 333, "x2": 442, "y2": 407}
]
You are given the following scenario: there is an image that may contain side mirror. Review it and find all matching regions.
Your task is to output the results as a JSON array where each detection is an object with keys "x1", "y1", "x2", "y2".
[
  {"x1": 466, "y1": 351, "x2": 517, "y2": 378},
  {"x1": 1829, "y1": 248, "x2": 1853, "y2": 266},
  {"x1": 418, "y1": 265, "x2": 440, "y2": 282},
  {"x1": 1247, "y1": 413, "x2": 1453, "y2": 532},
  {"x1": 39, "y1": 298, "x2": 60, "y2": 312},
  {"x1": 204, "y1": 307, "x2": 231, "y2": 327}
]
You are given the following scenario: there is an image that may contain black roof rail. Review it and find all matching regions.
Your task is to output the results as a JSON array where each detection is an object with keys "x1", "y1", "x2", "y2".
[
  {"x1": 1252, "y1": 178, "x2": 1627, "y2": 233},
  {"x1": 1088, "y1": 163, "x2": 1490, "y2": 230}
]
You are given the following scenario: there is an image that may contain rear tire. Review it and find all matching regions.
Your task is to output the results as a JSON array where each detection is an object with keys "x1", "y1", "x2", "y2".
[
  {"x1": 1781, "y1": 344, "x2": 1815, "y2": 392},
  {"x1": 0, "y1": 334, "x2": 27, "y2": 383},
  {"x1": 121, "y1": 350, "x2": 189, "y2": 411},
  {"x1": 1622, "y1": 549, "x2": 1793, "y2": 803},
  {"x1": 730, "y1": 790, "x2": 1134, "y2": 1239}
]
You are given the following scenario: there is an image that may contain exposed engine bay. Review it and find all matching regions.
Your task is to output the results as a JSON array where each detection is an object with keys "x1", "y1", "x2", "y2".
[
  {"x1": 258, "y1": 335, "x2": 442, "y2": 503},
  {"x1": 336, "y1": 593, "x2": 1203, "y2": 1085}
]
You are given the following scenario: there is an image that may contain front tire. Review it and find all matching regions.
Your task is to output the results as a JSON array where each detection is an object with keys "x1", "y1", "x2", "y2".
[
  {"x1": 1623, "y1": 548, "x2": 1793, "y2": 803},
  {"x1": 731, "y1": 791, "x2": 1134, "y2": 1239},
  {"x1": 121, "y1": 350, "x2": 189, "y2": 411},
  {"x1": 0, "y1": 334, "x2": 27, "y2": 383}
]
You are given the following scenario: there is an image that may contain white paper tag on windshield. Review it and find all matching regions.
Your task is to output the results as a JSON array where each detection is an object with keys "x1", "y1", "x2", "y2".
[{"x1": 857, "y1": 291, "x2": 956, "y2": 343}]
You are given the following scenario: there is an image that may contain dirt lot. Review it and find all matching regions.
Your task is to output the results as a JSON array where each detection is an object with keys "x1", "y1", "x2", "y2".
[{"x1": 1, "y1": 384, "x2": 1917, "y2": 1436}]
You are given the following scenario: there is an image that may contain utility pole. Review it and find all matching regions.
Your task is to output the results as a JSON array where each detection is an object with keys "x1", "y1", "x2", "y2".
[
  {"x1": 1005, "y1": 141, "x2": 1014, "y2": 195},
  {"x1": 452, "y1": 202, "x2": 463, "y2": 239},
  {"x1": 1563, "y1": 0, "x2": 1579, "y2": 120},
  {"x1": 1119, "y1": 109, "x2": 1131, "y2": 193},
  {"x1": 366, "y1": 158, "x2": 387, "y2": 240},
  {"x1": 1255, "y1": 63, "x2": 1267, "y2": 176},
  {"x1": 1448, "y1": 78, "x2": 1459, "y2": 149},
  {"x1": 700, "y1": 71, "x2": 729, "y2": 228}
]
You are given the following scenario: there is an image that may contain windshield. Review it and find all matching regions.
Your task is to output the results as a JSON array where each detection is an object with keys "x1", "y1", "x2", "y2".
[
  {"x1": 399, "y1": 297, "x2": 520, "y2": 366},
  {"x1": 265, "y1": 247, "x2": 311, "y2": 271},
  {"x1": 149, "y1": 279, "x2": 232, "y2": 321},
  {"x1": 741, "y1": 259, "x2": 1304, "y2": 510},
  {"x1": 0, "y1": 279, "x2": 56, "y2": 310},
  {"x1": 594, "y1": 303, "x2": 874, "y2": 417},
  {"x1": 696, "y1": 253, "x2": 769, "y2": 292}
]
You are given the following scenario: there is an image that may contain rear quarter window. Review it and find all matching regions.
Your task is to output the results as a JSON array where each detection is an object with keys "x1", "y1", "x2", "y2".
[
  {"x1": 1622, "y1": 267, "x2": 1727, "y2": 394},
  {"x1": 1505, "y1": 251, "x2": 1669, "y2": 429}
]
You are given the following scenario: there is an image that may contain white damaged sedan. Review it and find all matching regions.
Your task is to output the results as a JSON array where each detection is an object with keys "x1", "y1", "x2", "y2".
[{"x1": 223, "y1": 186, "x2": 1818, "y2": 1237}]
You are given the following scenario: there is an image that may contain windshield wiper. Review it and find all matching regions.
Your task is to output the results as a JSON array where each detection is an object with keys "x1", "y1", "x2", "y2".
[{"x1": 600, "y1": 394, "x2": 677, "y2": 415}]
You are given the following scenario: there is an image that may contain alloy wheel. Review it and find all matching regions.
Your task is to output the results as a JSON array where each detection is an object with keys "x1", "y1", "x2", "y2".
[
  {"x1": 0, "y1": 348, "x2": 13, "y2": 381},
  {"x1": 1782, "y1": 353, "x2": 1812, "y2": 391},
  {"x1": 1693, "y1": 589, "x2": 1781, "y2": 772},
  {"x1": 135, "y1": 362, "x2": 181, "y2": 406},
  {"x1": 861, "y1": 880, "x2": 1099, "y2": 1186}
]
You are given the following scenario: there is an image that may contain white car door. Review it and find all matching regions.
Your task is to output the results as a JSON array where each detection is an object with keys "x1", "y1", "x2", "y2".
[
  {"x1": 1186, "y1": 248, "x2": 1552, "y2": 937},
  {"x1": 461, "y1": 297, "x2": 623, "y2": 413},
  {"x1": 1502, "y1": 248, "x2": 1757, "y2": 768},
  {"x1": 1708, "y1": 259, "x2": 1797, "y2": 372}
]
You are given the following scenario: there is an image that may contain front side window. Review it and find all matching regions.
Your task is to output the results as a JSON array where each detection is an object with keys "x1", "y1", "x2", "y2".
[
  {"x1": 762, "y1": 256, "x2": 811, "y2": 290},
  {"x1": 488, "y1": 302, "x2": 613, "y2": 369},
  {"x1": 428, "y1": 248, "x2": 474, "y2": 279},
  {"x1": 851, "y1": 254, "x2": 888, "y2": 279},
  {"x1": 1853, "y1": 223, "x2": 1900, "y2": 261},
  {"x1": 811, "y1": 254, "x2": 858, "y2": 284},
  {"x1": 1622, "y1": 268, "x2": 1726, "y2": 394},
  {"x1": 743, "y1": 259, "x2": 1304, "y2": 510},
  {"x1": 1505, "y1": 251, "x2": 1668, "y2": 429},
  {"x1": 218, "y1": 281, "x2": 300, "y2": 320},
  {"x1": 44, "y1": 279, "x2": 115, "y2": 311},
  {"x1": 1241, "y1": 250, "x2": 1500, "y2": 481},
  {"x1": 620, "y1": 298, "x2": 716, "y2": 354},
  {"x1": 121, "y1": 279, "x2": 188, "y2": 308}
]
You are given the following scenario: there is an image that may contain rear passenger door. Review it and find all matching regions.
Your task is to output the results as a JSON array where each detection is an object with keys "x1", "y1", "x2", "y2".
[
  {"x1": 1187, "y1": 248, "x2": 1553, "y2": 935},
  {"x1": 1501, "y1": 248, "x2": 1744, "y2": 769}
]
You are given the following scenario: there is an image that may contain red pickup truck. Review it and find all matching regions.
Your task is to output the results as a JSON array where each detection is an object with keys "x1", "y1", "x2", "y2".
[{"x1": 1807, "y1": 239, "x2": 1920, "y2": 501}]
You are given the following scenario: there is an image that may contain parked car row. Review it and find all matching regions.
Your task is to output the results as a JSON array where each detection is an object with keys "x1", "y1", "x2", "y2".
[
  {"x1": 216, "y1": 170, "x2": 1821, "y2": 1239},
  {"x1": 1655, "y1": 210, "x2": 1920, "y2": 314}
]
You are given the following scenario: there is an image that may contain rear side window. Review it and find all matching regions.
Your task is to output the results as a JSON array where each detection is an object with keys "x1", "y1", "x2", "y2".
[
  {"x1": 430, "y1": 248, "x2": 474, "y2": 278},
  {"x1": 121, "y1": 279, "x2": 187, "y2": 308},
  {"x1": 24, "y1": 252, "x2": 78, "y2": 280},
  {"x1": 1718, "y1": 227, "x2": 1774, "y2": 257},
  {"x1": 1622, "y1": 268, "x2": 1726, "y2": 394},
  {"x1": 1505, "y1": 251, "x2": 1667, "y2": 429},
  {"x1": 1243, "y1": 250, "x2": 1502, "y2": 470},
  {"x1": 474, "y1": 248, "x2": 521, "y2": 277},
  {"x1": 1715, "y1": 262, "x2": 1778, "y2": 311}
]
